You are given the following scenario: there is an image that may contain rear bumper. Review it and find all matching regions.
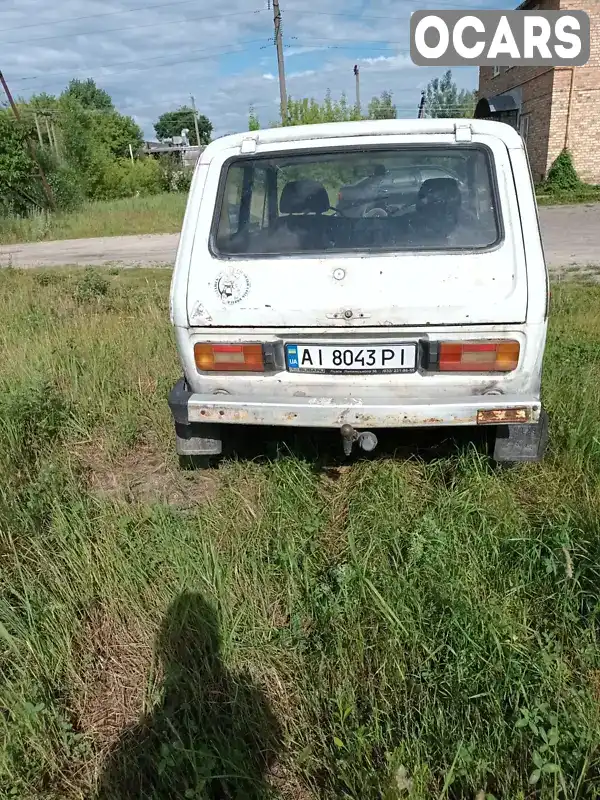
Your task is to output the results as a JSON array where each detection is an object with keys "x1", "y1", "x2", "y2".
[{"x1": 169, "y1": 379, "x2": 541, "y2": 429}]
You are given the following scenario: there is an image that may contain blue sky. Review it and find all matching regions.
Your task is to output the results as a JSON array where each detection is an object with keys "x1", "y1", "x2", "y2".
[{"x1": 0, "y1": 0, "x2": 516, "y2": 139}]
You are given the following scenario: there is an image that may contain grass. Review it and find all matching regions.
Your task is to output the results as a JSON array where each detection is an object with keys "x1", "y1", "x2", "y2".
[
  {"x1": 536, "y1": 185, "x2": 600, "y2": 206},
  {"x1": 2, "y1": 268, "x2": 600, "y2": 798},
  {"x1": 0, "y1": 193, "x2": 187, "y2": 245},
  {"x1": 2, "y1": 183, "x2": 599, "y2": 249}
]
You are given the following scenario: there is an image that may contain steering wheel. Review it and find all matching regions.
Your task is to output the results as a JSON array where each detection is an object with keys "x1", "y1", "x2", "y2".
[{"x1": 363, "y1": 207, "x2": 388, "y2": 218}]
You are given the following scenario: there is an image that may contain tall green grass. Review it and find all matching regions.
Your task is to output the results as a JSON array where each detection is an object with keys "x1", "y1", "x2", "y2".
[
  {"x1": 1, "y1": 269, "x2": 600, "y2": 798},
  {"x1": 0, "y1": 193, "x2": 187, "y2": 245}
]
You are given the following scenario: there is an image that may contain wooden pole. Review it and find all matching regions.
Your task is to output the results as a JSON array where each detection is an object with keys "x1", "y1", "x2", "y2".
[
  {"x1": 272, "y1": 0, "x2": 287, "y2": 125},
  {"x1": 0, "y1": 70, "x2": 55, "y2": 210},
  {"x1": 34, "y1": 113, "x2": 43, "y2": 146}
]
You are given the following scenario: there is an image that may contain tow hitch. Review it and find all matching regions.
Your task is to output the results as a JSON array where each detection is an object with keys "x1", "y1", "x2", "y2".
[{"x1": 340, "y1": 424, "x2": 378, "y2": 456}]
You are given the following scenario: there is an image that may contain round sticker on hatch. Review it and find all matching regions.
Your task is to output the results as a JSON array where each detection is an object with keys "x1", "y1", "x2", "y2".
[{"x1": 214, "y1": 269, "x2": 250, "y2": 304}]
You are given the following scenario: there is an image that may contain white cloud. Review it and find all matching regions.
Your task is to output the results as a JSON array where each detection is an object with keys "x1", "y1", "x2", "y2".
[
  {"x1": 0, "y1": 0, "x2": 515, "y2": 137},
  {"x1": 288, "y1": 69, "x2": 315, "y2": 79}
]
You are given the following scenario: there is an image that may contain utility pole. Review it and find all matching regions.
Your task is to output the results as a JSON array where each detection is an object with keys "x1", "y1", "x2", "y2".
[
  {"x1": 190, "y1": 94, "x2": 201, "y2": 146},
  {"x1": 272, "y1": 0, "x2": 287, "y2": 125},
  {"x1": 33, "y1": 113, "x2": 43, "y2": 146},
  {"x1": 354, "y1": 64, "x2": 361, "y2": 117},
  {"x1": 0, "y1": 70, "x2": 55, "y2": 210}
]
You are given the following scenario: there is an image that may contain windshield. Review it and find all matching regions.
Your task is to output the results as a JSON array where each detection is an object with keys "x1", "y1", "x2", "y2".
[{"x1": 213, "y1": 146, "x2": 500, "y2": 256}]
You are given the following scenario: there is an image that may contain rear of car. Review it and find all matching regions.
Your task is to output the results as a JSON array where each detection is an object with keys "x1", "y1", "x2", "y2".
[{"x1": 168, "y1": 118, "x2": 549, "y2": 463}]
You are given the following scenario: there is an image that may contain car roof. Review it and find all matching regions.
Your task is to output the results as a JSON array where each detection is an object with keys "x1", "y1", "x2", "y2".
[{"x1": 200, "y1": 119, "x2": 523, "y2": 164}]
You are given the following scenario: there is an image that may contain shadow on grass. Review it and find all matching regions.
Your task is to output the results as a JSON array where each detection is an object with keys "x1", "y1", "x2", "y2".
[
  {"x1": 180, "y1": 424, "x2": 495, "y2": 472},
  {"x1": 95, "y1": 592, "x2": 281, "y2": 800}
]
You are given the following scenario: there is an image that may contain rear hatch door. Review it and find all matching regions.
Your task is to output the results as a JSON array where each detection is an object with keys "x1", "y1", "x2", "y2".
[{"x1": 186, "y1": 131, "x2": 527, "y2": 328}]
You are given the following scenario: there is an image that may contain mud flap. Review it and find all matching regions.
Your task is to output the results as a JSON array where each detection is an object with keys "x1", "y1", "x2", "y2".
[
  {"x1": 169, "y1": 378, "x2": 222, "y2": 456},
  {"x1": 492, "y1": 409, "x2": 549, "y2": 463}
]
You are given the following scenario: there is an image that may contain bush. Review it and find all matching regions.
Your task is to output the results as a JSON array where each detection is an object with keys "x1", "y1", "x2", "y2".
[
  {"x1": 545, "y1": 149, "x2": 580, "y2": 192},
  {"x1": 47, "y1": 164, "x2": 85, "y2": 212},
  {"x1": 117, "y1": 158, "x2": 164, "y2": 197},
  {"x1": 84, "y1": 156, "x2": 164, "y2": 201}
]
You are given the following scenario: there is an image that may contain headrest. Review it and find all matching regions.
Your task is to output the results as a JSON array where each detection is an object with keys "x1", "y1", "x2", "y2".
[
  {"x1": 280, "y1": 179, "x2": 330, "y2": 214},
  {"x1": 417, "y1": 177, "x2": 461, "y2": 211}
]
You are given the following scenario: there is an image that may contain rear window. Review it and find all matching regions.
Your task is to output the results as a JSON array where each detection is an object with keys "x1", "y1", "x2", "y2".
[{"x1": 213, "y1": 146, "x2": 500, "y2": 256}]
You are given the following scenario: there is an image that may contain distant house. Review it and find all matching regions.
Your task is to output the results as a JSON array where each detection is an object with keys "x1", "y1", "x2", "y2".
[
  {"x1": 143, "y1": 141, "x2": 204, "y2": 169},
  {"x1": 476, "y1": 0, "x2": 600, "y2": 184}
]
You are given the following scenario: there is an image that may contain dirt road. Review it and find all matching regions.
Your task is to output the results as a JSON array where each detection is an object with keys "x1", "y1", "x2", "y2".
[{"x1": 1, "y1": 204, "x2": 599, "y2": 271}]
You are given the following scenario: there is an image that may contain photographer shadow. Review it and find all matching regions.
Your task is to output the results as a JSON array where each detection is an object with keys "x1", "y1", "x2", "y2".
[{"x1": 95, "y1": 592, "x2": 281, "y2": 800}]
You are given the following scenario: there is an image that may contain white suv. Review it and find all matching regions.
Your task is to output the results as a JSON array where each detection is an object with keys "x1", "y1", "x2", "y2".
[{"x1": 168, "y1": 118, "x2": 549, "y2": 462}]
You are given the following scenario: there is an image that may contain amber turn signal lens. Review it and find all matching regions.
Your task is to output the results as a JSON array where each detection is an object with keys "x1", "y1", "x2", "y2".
[
  {"x1": 194, "y1": 343, "x2": 264, "y2": 372},
  {"x1": 439, "y1": 341, "x2": 519, "y2": 372}
]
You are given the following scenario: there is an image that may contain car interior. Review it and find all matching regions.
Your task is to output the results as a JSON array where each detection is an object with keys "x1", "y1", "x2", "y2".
[{"x1": 218, "y1": 173, "x2": 497, "y2": 254}]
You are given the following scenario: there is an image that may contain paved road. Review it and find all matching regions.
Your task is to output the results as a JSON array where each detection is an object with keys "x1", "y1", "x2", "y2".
[{"x1": 1, "y1": 204, "x2": 599, "y2": 270}]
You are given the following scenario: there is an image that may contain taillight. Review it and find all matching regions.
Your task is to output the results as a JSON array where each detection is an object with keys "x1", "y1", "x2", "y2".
[
  {"x1": 338, "y1": 191, "x2": 343, "y2": 202},
  {"x1": 437, "y1": 341, "x2": 520, "y2": 372},
  {"x1": 194, "y1": 343, "x2": 264, "y2": 372}
]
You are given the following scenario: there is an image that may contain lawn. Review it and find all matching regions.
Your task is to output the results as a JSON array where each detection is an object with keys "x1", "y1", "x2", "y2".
[
  {"x1": 0, "y1": 194, "x2": 187, "y2": 245},
  {"x1": 1, "y1": 268, "x2": 600, "y2": 799}
]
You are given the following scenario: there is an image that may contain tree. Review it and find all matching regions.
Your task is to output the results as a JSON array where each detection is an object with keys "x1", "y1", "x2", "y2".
[
  {"x1": 92, "y1": 111, "x2": 144, "y2": 159},
  {"x1": 282, "y1": 90, "x2": 362, "y2": 127},
  {"x1": 154, "y1": 106, "x2": 212, "y2": 146},
  {"x1": 368, "y1": 90, "x2": 396, "y2": 120},
  {"x1": 0, "y1": 110, "x2": 39, "y2": 215},
  {"x1": 423, "y1": 70, "x2": 475, "y2": 119},
  {"x1": 248, "y1": 106, "x2": 260, "y2": 131},
  {"x1": 62, "y1": 78, "x2": 113, "y2": 111}
]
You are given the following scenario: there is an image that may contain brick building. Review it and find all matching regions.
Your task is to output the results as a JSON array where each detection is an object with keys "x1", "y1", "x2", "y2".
[{"x1": 476, "y1": 0, "x2": 600, "y2": 184}]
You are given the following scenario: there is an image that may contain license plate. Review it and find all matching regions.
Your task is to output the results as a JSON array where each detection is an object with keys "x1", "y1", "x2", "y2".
[{"x1": 286, "y1": 343, "x2": 417, "y2": 374}]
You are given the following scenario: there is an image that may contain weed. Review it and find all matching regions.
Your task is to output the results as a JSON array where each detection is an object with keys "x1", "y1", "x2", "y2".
[
  {"x1": 0, "y1": 271, "x2": 600, "y2": 799},
  {"x1": 73, "y1": 268, "x2": 110, "y2": 303},
  {"x1": 0, "y1": 193, "x2": 187, "y2": 245}
]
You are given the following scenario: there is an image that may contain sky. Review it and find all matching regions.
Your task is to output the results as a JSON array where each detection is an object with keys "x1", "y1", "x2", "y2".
[{"x1": 0, "y1": 0, "x2": 516, "y2": 140}]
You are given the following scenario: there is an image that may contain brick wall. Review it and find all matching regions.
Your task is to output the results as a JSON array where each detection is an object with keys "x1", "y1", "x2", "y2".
[
  {"x1": 478, "y1": 0, "x2": 600, "y2": 183},
  {"x1": 478, "y1": 67, "x2": 554, "y2": 181},
  {"x1": 555, "y1": 0, "x2": 600, "y2": 182}
]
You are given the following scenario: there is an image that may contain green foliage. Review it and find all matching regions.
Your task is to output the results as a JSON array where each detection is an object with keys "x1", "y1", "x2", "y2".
[
  {"x1": 62, "y1": 78, "x2": 113, "y2": 111},
  {"x1": 368, "y1": 90, "x2": 396, "y2": 120},
  {"x1": 92, "y1": 111, "x2": 144, "y2": 159},
  {"x1": 248, "y1": 105, "x2": 260, "y2": 131},
  {"x1": 424, "y1": 70, "x2": 475, "y2": 118},
  {"x1": 0, "y1": 111, "x2": 38, "y2": 216},
  {"x1": 0, "y1": 81, "x2": 182, "y2": 222},
  {"x1": 545, "y1": 148, "x2": 581, "y2": 192},
  {"x1": 97, "y1": 158, "x2": 165, "y2": 200},
  {"x1": 283, "y1": 90, "x2": 362, "y2": 126},
  {"x1": 46, "y1": 164, "x2": 86, "y2": 212},
  {"x1": 154, "y1": 105, "x2": 212, "y2": 146},
  {"x1": 2, "y1": 273, "x2": 600, "y2": 797}
]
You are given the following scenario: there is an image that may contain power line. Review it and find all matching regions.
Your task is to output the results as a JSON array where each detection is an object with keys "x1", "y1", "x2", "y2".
[
  {"x1": 12, "y1": 39, "x2": 271, "y2": 83},
  {"x1": 9, "y1": 40, "x2": 410, "y2": 85},
  {"x1": 9, "y1": 44, "x2": 268, "y2": 93},
  {"x1": 0, "y1": 0, "x2": 201, "y2": 33},
  {"x1": 0, "y1": 8, "x2": 266, "y2": 47},
  {"x1": 284, "y1": 1, "x2": 497, "y2": 19}
]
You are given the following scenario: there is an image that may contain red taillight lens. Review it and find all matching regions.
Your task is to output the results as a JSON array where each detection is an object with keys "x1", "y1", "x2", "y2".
[
  {"x1": 338, "y1": 191, "x2": 343, "y2": 202},
  {"x1": 438, "y1": 341, "x2": 520, "y2": 372},
  {"x1": 194, "y1": 343, "x2": 264, "y2": 372}
]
